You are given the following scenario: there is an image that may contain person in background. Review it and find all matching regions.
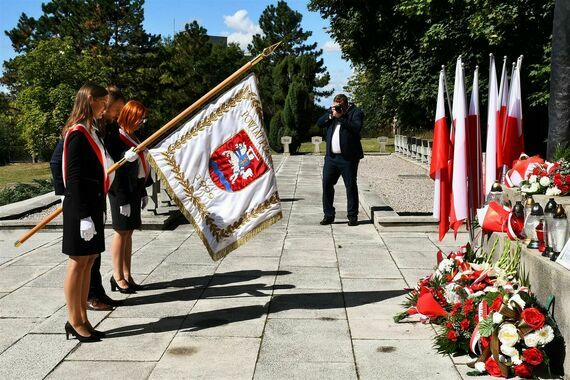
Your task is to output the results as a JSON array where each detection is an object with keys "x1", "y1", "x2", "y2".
[
  {"x1": 61, "y1": 84, "x2": 112, "y2": 342},
  {"x1": 317, "y1": 94, "x2": 364, "y2": 227},
  {"x1": 106, "y1": 100, "x2": 151, "y2": 294},
  {"x1": 50, "y1": 85, "x2": 125, "y2": 311}
]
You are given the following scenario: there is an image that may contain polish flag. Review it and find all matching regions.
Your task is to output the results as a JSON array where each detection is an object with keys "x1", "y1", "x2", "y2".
[
  {"x1": 467, "y1": 66, "x2": 483, "y2": 210},
  {"x1": 496, "y1": 57, "x2": 509, "y2": 174},
  {"x1": 485, "y1": 54, "x2": 499, "y2": 195},
  {"x1": 430, "y1": 70, "x2": 451, "y2": 240},
  {"x1": 449, "y1": 58, "x2": 468, "y2": 235},
  {"x1": 502, "y1": 57, "x2": 524, "y2": 169}
]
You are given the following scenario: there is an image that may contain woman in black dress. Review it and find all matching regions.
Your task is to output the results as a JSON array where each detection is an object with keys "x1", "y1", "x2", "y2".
[
  {"x1": 106, "y1": 100, "x2": 151, "y2": 293},
  {"x1": 62, "y1": 84, "x2": 113, "y2": 342}
]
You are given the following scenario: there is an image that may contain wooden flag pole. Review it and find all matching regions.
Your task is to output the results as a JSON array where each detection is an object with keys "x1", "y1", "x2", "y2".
[{"x1": 14, "y1": 41, "x2": 282, "y2": 247}]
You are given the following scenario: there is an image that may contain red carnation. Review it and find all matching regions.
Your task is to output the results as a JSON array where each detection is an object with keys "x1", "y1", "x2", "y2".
[
  {"x1": 481, "y1": 336, "x2": 490, "y2": 348},
  {"x1": 523, "y1": 347, "x2": 543, "y2": 366},
  {"x1": 446, "y1": 322, "x2": 453, "y2": 329},
  {"x1": 562, "y1": 185, "x2": 570, "y2": 194},
  {"x1": 532, "y1": 167, "x2": 540, "y2": 175},
  {"x1": 490, "y1": 296, "x2": 503, "y2": 312},
  {"x1": 485, "y1": 357, "x2": 503, "y2": 377},
  {"x1": 565, "y1": 174, "x2": 570, "y2": 184},
  {"x1": 460, "y1": 319, "x2": 470, "y2": 331},
  {"x1": 451, "y1": 303, "x2": 461, "y2": 316},
  {"x1": 514, "y1": 363, "x2": 534, "y2": 378},
  {"x1": 554, "y1": 173, "x2": 563, "y2": 187},
  {"x1": 447, "y1": 330, "x2": 458, "y2": 341},
  {"x1": 463, "y1": 299, "x2": 474, "y2": 314},
  {"x1": 521, "y1": 308, "x2": 545, "y2": 330}
]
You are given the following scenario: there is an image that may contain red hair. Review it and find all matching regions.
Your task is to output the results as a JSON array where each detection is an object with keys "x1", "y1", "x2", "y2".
[{"x1": 117, "y1": 100, "x2": 147, "y2": 135}]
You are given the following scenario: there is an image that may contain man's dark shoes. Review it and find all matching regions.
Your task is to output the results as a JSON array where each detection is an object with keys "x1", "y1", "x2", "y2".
[
  {"x1": 320, "y1": 216, "x2": 335, "y2": 225},
  {"x1": 348, "y1": 218, "x2": 358, "y2": 226},
  {"x1": 87, "y1": 298, "x2": 114, "y2": 311}
]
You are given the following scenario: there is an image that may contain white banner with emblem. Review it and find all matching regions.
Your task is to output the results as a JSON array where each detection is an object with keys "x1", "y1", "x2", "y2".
[{"x1": 148, "y1": 74, "x2": 282, "y2": 260}]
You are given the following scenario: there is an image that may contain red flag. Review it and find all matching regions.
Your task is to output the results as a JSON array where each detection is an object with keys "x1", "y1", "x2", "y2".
[
  {"x1": 449, "y1": 58, "x2": 468, "y2": 235},
  {"x1": 430, "y1": 70, "x2": 451, "y2": 240},
  {"x1": 485, "y1": 55, "x2": 499, "y2": 195},
  {"x1": 496, "y1": 57, "x2": 509, "y2": 173},
  {"x1": 467, "y1": 67, "x2": 483, "y2": 210},
  {"x1": 502, "y1": 57, "x2": 524, "y2": 169}
]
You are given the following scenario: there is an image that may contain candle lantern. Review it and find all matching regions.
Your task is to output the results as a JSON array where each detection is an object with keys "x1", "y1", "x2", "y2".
[
  {"x1": 543, "y1": 198, "x2": 558, "y2": 257},
  {"x1": 486, "y1": 181, "x2": 511, "y2": 207},
  {"x1": 550, "y1": 204, "x2": 568, "y2": 261},
  {"x1": 525, "y1": 203, "x2": 544, "y2": 249},
  {"x1": 535, "y1": 218, "x2": 545, "y2": 253},
  {"x1": 523, "y1": 195, "x2": 535, "y2": 222}
]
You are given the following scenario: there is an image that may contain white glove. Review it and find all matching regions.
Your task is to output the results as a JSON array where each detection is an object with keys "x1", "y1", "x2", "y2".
[
  {"x1": 120, "y1": 204, "x2": 131, "y2": 217},
  {"x1": 141, "y1": 196, "x2": 148, "y2": 210},
  {"x1": 60, "y1": 196, "x2": 65, "y2": 204},
  {"x1": 80, "y1": 217, "x2": 96, "y2": 241},
  {"x1": 123, "y1": 147, "x2": 139, "y2": 162}
]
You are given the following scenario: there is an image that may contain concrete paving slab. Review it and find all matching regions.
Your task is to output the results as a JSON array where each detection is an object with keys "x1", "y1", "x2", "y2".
[
  {"x1": 276, "y1": 266, "x2": 341, "y2": 290},
  {"x1": 163, "y1": 248, "x2": 218, "y2": 266},
  {"x1": 8, "y1": 247, "x2": 66, "y2": 267},
  {"x1": 352, "y1": 339, "x2": 462, "y2": 380},
  {"x1": 349, "y1": 318, "x2": 436, "y2": 340},
  {"x1": 268, "y1": 288, "x2": 346, "y2": 319},
  {"x1": 254, "y1": 361, "x2": 357, "y2": 380},
  {"x1": 141, "y1": 262, "x2": 216, "y2": 289},
  {"x1": 257, "y1": 318, "x2": 353, "y2": 363},
  {"x1": 25, "y1": 264, "x2": 66, "y2": 288},
  {"x1": 400, "y1": 268, "x2": 434, "y2": 287},
  {"x1": 344, "y1": 291, "x2": 410, "y2": 319},
  {"x1": 0, "y1": 264, "x2": 53, "y2": 292},
  {"x1": 338, "y1": 256, "x2": 401, "y2": 279},
  {"x1": 382, "y1": 236, "x2": 439, "y2": 252},
  {"x1": 201, "y1": 276, "x2": 277, "y2": 299},
  {"x1": 390, "y1": 250, "x2": 439, "y2": 269},
  {"x1": 0, "y1": 287, "x2": 64, "y2": 317},
  {"x1": 216, "y1": 256, "x2": 280, "y2": 274},
  {"x1": 110, "y1": 288, "x2": 201, "y2": 318},
  {"x1": 280, "y1": 248, "x2": 338, "y2": 267},
  {"x1": 454, "y1": 363, "x2": 499, "y2": 379},
  {"x1": 283, "y1": 237, "x2": 336, "y2": 251},
  {"x1": 150, "y1": 336, "x2": 260, "y2": 380},
  {"x1": 68, "y1": 317, "x2": 183, "y2": 361},
  {"x1": 179, "y1": 297, "x2": 269, "y2": 337},
  {"x1": 0, "y1": 334, "x2": 77, "y2": 380},
  {"x1": 0, "y1": 318, "x2": 41, "y2": 354},
  {"x1": 47, "y1": 361, "x2": 156, "y2": 380},
  {"x1": 0, "y1": 292, "x2": 7, "y2": 299},
  {"x1": 32, "y1": 305, "x2": 111, "y2": 334}
]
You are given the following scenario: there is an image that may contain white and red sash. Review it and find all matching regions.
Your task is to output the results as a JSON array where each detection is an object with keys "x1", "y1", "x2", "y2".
[
  {"x1": 62, "y1": 123, "x2": 115, "y2": 194},
  {"x1": 118, "y1": 129, "x2": 150, "y2": 179}
]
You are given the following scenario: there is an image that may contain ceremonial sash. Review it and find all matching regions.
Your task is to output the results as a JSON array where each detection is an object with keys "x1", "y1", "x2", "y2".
[
  {"x1": 119, "y1": 129, "x2": 149, "y2": 179},
  {"x1": 62, "y1": 123, "x2": 114, "y2": 194}
]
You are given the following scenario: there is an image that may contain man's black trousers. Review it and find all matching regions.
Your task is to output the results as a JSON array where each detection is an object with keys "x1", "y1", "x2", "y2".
[{"x1": 322, "y1": 155, "x2": 360, "y2": 219}]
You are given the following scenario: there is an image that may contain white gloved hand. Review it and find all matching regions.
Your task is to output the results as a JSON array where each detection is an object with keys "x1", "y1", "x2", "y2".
[
  {"x1": 80, "y1": 217, "x2": 96, "y2": 241},
  {"x1": 120, "y1": 204, "x2": 131, "y2": 217},
  {"x1": 123, "y1": 147, "x2": 139, "y2": 162},
  {"x1": 60, "y1": 196, "x2": 65, "y2": 204},
  {"x1": 141, "y1": 196, "x2": 148, "y2": 210}
]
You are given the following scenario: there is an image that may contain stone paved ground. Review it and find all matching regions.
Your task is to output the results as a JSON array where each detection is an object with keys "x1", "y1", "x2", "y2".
[{"x1": 0, "y1": 155, "x2": 481, "y2": 380}]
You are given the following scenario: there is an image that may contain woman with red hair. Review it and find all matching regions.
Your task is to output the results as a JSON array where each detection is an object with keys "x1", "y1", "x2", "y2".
[{"x1": 105, "y1": 100, "x2": 151, "y2": 293}]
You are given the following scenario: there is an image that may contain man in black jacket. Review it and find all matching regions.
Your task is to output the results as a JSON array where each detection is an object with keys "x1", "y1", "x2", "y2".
[{"x1": 317, "y1": 94, "x2": 364, "y2": 226}]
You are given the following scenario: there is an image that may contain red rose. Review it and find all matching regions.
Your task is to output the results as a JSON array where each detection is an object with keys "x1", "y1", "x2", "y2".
[
  {"x1": 554, "y1": 173, "x2": 563, "y2": 187},
  {"x1": 562, "y1": 185, "x2": 570, "y2": 194},
  {"x1": 481, "y1": 336, "x2": 490, "y2": 348},
  {"x1": 514, "y1": 363, "x2": 533, "y2": 378},
  {"x1": 485, "y1": 357, "x2": 503, "y2": 377},
  {"x1": 523, "y1": 347, "x2": 543, "y2": 366},
  {"x1": 446, "y1": 322, "x2": 453, "y2": 329},
  {"x1": 463, "y1": 299, "x2": 474, "y2": 314},
  {"x1": 447, "y1": 330, "x2": 458, "y2": 342},
  {"x1": 451, "y1": 303, "x2": 461, "y2": 316},
  {"x1": 565, "y1": 174, "x2": 570, "y2": 184},
  {"x1": 460, "y1": 319, "x2": 470, "y2": 331},
  {"x1": 521, "y1": 308, "x2": 545, "y2": 330},
  {"x1": 490, "y1": 296, "x2": 503, "y2": 312}
]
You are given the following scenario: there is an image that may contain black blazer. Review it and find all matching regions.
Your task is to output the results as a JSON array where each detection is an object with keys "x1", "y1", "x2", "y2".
[
  {"x1": 50, "y1": 139, "x2": 65, "y2": 195},
  {"x1": 104, "y1": 122, "x2": 150, "y2": 205},
  {"x1": 317, "y1": 104, "x2": 364, "y2": 161}
]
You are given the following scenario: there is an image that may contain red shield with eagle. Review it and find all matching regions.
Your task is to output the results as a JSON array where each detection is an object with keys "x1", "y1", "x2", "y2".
[{"x1": 208, "y1": 130, "x2": 268, "y2": 192}]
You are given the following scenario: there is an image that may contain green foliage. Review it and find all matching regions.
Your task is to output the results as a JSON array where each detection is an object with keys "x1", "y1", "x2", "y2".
[
  {"x1": 269, "y1": 109, "x2": 285, "y2": 152},
  {"x1": 0, "y1": 179, "x2": 53, "y2": 206},
  {"x1": 478, "y1": 315, "x2": 494, "y2": 337},
  {"x1": 553, "y1": 144, "x2": 570, "y2": 162},
  {"x1": 309, "y1": 0, "x2": 555, "y2": 134}
]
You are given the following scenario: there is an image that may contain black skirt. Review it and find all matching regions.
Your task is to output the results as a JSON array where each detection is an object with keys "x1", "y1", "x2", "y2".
[
  {"x1": 62, "y1": 196, "x2": 106, "y2": 256},
  {"x1": 108, "y1": 179, "x2": 144, "y2": 230}
]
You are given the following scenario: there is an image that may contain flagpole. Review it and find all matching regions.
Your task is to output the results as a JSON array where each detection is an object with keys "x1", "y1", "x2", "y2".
[{"x1": 14, "y1": 42, "x2": 282, "y2": 248}]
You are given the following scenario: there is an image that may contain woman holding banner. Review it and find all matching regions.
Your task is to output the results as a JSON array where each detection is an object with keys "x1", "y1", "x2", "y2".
[{"x1": 106, "y1": 100, "x2": 152, "y2": 294}]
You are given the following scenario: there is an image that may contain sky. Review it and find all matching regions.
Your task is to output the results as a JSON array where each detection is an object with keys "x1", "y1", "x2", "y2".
[{"x1": 0, "y1": 0, "x2": 353, "y2": 106}]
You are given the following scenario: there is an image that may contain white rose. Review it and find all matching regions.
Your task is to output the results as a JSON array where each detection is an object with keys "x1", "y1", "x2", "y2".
[
  {"x1": 546, "y1": 186, "x2": 562, "y2": 196},
  {"x1": 539, "y1": 176, "x2": 551, "y2": 187},
  {"x1": 521, "y1": 184, "x2": 532, "y2": 193},
  {"x1": 524, "y1": 333, "x2": 540, "y2": 348},
  {"x1": 530, "y1": 183, "x2": 540, "y2": 193},
  {"x1": 498, "y1": 323, "x2": 520, "y2": 347},
  {"x1": 536, "y1": 325, "x2": 554, "y2": 345},
  {"x1": 438, "y1": 258, "x2": 453, "y2": 273},
  {"x1": 493, "y1": 312, "x2": 504, "y2": 324},
  {"x1": 474, "y1": 362, "x2": 486, "y2": 373},
  {"x1": 529, "y1": 175, "x2": 538, "y2": 184},
  {"x1": 500, "y1": 344, "x2": 519, "y2": 357},
  {"x1": 512, "y1": 354, "x2": 522, "y2": 365}
]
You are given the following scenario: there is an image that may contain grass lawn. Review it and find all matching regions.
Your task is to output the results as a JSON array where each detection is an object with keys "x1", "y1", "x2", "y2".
[
  {"x1": 0, "y1": 162, "x2": 52, "y2": 189},
  {"x1": 298, "y1": 137, "x2": 394, "y2": 154}
]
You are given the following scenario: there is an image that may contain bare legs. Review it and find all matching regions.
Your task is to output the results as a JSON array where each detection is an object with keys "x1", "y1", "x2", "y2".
[
  {"x1": 111, "y1": 229, "x2": 134, "y2": 288},
  {"x1": 64, "y1": 254, "x2": 97, "y2": 337}
]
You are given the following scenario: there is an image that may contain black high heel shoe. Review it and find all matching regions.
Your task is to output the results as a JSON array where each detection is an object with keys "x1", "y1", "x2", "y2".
[
  {"x1": 85, "y1": 323, "x2": 106, "y2": 338},
  {"x1": 110, "y1": 276, "x2": 136, "y2": 294},
  {"x1": 64, "y1": 322, "x2": 100, "y2": 342},
  {"x1": 127, "y1": 277, "x2": 145, "y2": 291}
]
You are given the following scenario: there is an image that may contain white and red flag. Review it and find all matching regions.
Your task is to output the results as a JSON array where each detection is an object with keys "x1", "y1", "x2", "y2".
[
  {"x1": 502, "y1": 57, "x2": 525, "y2": 170},
  {"x1": 449, "y1": 58, "x2": 468, "y2": 235},
  {"x1": 148, "y1": 74, "x2": 282, "y2": 260},
  {"x1": 485, "y1": 55, "x2": 499, "y2": 195},
  {"x1": 496, "y1": 57, "x2": 509, "y2": 174},
  {"x1": 467, "y1": 66, "x2": 483, "y2": 210},
  {"x1": 430, "y1": 70, "x2": 451, "y2": 241}
]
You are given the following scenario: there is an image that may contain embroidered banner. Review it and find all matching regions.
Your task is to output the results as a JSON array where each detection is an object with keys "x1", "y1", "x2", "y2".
[{"x1": 148, "y1": 74, "x2": 282, "y2": 260}]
